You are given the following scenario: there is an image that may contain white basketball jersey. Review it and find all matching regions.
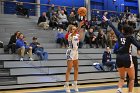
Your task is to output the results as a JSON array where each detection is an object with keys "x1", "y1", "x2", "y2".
[{"x1": 68, "y1": 34, "x2": 79, "y2": 49}]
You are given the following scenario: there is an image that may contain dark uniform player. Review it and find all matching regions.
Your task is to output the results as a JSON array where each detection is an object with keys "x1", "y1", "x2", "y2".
[
  {"x1": 103, "y1": 16, "x2": 140, "y2": 93},
  {"x1": 127, "y1": 44, "x2": 140, "y2": 87}
]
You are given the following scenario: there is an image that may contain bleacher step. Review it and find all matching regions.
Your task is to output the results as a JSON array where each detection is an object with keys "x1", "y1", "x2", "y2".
[{"x1": 0, "y1": 77, "x2": 16, "y2": 85}]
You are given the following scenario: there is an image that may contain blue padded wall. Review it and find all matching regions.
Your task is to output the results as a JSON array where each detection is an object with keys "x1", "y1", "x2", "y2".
[
  {"x1": 40, "y1": 0, "x2": 84, "y2": 15},
  {"x1": 4, "y1": 0, "x2": 35, "y2": 15}
]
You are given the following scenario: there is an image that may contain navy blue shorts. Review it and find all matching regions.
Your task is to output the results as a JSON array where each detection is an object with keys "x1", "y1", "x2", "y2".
[{"x1": 116, "y1": 54, "x2": 132, "y2": 68}]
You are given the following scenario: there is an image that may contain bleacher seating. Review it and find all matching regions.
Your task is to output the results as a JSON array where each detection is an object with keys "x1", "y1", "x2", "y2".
[{"x1": 0, "y1": 14, "x2": 140, "y2": 90}]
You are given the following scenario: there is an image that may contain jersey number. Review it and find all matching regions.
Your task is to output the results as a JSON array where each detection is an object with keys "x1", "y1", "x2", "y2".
[
  {"x1": 120, "y1": 38, "x2": 126, "y2": 45},
  {"x1": 66, "y1": 49, "x2": 72, "y2": 59}
]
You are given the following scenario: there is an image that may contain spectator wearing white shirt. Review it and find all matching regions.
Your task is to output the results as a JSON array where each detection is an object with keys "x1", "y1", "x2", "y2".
[
  {"x1": 58, "y1": 10, "x2": 68, "y2": 30},
  {"x1": 128, "y1": 14, "x2": 137, "y2": 28}
]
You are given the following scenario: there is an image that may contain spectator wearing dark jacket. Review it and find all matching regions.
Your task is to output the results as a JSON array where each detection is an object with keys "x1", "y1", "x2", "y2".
[
  {"x1": 30, "y1": 37, "x2": 48, "y2": 61},
  {"x1": 85, "y1": 28, "x2": 98, "y2": 48},
  {"x1": 37, "y1": 12, "x2": 49, "y2": 30},
  {"x1": 7, "y1": 31, "x2": 20, "y2": 53},
  {"x1": 49, "y1": 12, "x2": 58, "y2": 30},
  {"x1": 16, "y1": 2, "x2": 29, "y2": 18},
  {"x1": 68, "y1": 12, "x2": 77, "y2": 26},
  {"x1": 89, "y1": 17, "x2": 98, "y2": 28},
  {"x1": 102, "y1": 46, "x2": 116, "y2": 71}
]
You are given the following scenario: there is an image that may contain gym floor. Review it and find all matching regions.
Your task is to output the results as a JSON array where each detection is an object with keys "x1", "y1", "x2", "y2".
[{"x1": 0, "y1": 82, "x2": 140, "y2": 93}]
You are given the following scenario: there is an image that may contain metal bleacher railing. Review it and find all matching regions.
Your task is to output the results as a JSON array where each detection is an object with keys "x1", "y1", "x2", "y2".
[{"x1": 1, "y1": 0, "x2": 126, "y2": 19}]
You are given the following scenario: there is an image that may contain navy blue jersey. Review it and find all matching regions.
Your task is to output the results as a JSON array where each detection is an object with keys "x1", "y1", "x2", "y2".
[{"x1": 107, "y1": 21, "x2": 140, "y2": 54}]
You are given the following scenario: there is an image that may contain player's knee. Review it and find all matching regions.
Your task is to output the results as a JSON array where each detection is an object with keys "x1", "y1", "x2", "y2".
[
  {"x1": 120, "y1": 77, "x2": 125, "y2": 80},
  {"x1": 67, "y1": 67, "x2": 72, "y2": 71},
  {"x1": 129, "y1": 77, "x2": 135, "y2": 81}
]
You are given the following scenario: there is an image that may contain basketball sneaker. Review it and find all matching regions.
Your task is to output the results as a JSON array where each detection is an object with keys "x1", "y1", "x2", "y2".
[
  {"x1": 116, "y1": 89, "x2": 122, "y2": 93},
  {"x1": 64, "y1": 84, "x2": 70, "y2": 93},
  {"x1": 72, "y1": 83, "x2": 79, "y2": 92}
]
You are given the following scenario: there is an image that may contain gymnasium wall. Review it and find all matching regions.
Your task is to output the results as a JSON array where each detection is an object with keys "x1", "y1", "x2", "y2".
[
  {"x1": 4, "y1": 0, "x2": 35, "y2": 15},
  {"x1": 3, "y1": 0, "x2": 139, "y2": 15},
  {"x1": 3, "y1": 0, "x2": 84, "y2": 15},
  {"x1": 90, "y1": 0, "x2": 138, "y2": 14},
  {"x1": 40, "y1": 0, "x2": 84, "y2": 15}
]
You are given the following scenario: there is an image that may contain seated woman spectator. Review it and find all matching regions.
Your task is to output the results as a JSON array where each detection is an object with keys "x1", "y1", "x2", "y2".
[
  {"x1": 16, "y1": 33, "x2": 33, "y2": 61},
  {"x1": 58, "y1": 10, "x2": 68, "y2": 30},
  {"x1": 37, "y1": 12, "x2": 49, "y2": 30},
  {"x1": 68, "y1": 12, "x2": 77, "y2": 26},
  {"x1": 102, "y1": 46, "x2": 116, "y2": 71},
  {"x1": 49, "y1": 12, "x2": 58, "y2": 30},
  {"x1": 107, "y1": 29, "x2": 117, "y2": 48},
  {"x1": 97, "y1": 29, "x2": 106, "y2": 48},
  {"x1": 85, "y1": 27, "x2": 98, "y2": 48},
  {"x1": 56, "y1": 28, "x2": 67, "y2": 48},
  {"x1": 7, "y1": 31, "x2": 20, "y2": 54},
  {"x1": 30, "y1": 37, "x2": 48, "y2": 61},
  {"x1": 16, "y1": 2, "x2": 30, "y2": 18}
]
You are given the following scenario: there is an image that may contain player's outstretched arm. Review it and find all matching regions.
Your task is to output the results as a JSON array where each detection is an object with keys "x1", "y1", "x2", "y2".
[{"x1": 102, "y1": 16, "x2": 120, "y2": 38}]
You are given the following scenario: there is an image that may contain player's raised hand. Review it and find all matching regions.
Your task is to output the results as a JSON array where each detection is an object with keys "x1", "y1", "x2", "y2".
[{"x1": 79, "y1": 21, "x2": 84, "y2": 27}]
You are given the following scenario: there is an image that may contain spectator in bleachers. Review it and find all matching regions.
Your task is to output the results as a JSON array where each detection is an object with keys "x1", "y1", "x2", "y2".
[
  {"x1": 63, "y1": 7, "x2": 68, "y2": 16},
  {"x1": 48, "y1": 4, "x2": 56, "y2": 19},
  {"x1": 49, "y1": 12, "x2": 58, "y2": 30},
  {"x1": 68, "y1": 12, "x2": 78, "y2": 26},
  {"x1": 107, "y1": 29, "x2": 117, "y2": 48},
  {"x1": 124, "y1": 7, "x2": 131, "y2": 14},
  {"x1": 128, "y1": 14, "x2": 137, "y2": 28},
  {"x1": 118, "y1": 20, "x2": 123, "y2": 31},
  {"x1": 71, "y1": 7, "x2": 77, "y2": 16},
  {"x1": 16, "y1": 2, "x2": 30, "y2": 18},
  {"x1": 7, "y1": 31, "x2": 20, "y2": 54},
  {"x1": 124, "y1": 7, "x2": 131, "y2": 18},
  {"x1": 56, "y1": 6, "x2": 61, "y2": 15},
  {"x1": 56, "y1": 28, "x2": 67, "y2": 48},
  {"x1": 84, "y1": 27, "x2": 98, "y2": 48},
  {"x1": 89, "y1": 17, "x2": 98, "y2": 28},
  {"x1": 58, "y1": 10, "x2": 68, "y2": 30},
  {"x1": 37, "y1": 12, "x2": 49, "y2": 30},
  {"x1": 30, "y1": 37, "x2": 48, "y2": 61},
  {"x1": 102, "y1": 46, "x2": 116, "y2": 71},
  {"x1": 97, "y1": 29, "x2": 106, "y2": 48},
  {"x1": 16, "y1": 33, "x2": 33, "y2": 61}
]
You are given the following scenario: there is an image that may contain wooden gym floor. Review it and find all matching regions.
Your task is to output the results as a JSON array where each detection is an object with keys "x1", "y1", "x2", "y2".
[{"x1": 0, "y1": 82, "x2": 140, "y2": 93}]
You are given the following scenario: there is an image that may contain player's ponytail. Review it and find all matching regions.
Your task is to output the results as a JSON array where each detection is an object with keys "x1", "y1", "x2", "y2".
[{"x1": 123, "y1": 25, "x2": 133, "y2": 35}]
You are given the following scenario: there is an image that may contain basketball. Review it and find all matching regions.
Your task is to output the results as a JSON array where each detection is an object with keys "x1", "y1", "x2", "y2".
[{"x1": 77, "y1": 7, "x2": 87, "y2": 16}]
